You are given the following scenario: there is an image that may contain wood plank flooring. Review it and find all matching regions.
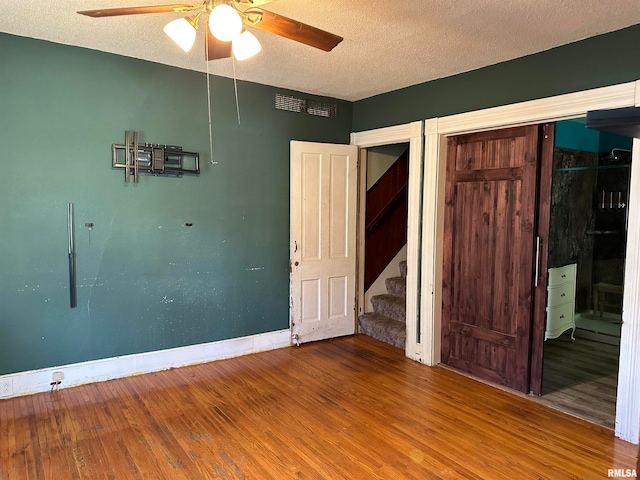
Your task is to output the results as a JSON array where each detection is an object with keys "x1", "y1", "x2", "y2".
[
  {"x1": 538, "y1": 332, "x2": 619, "y2": 429},
  {"x1": 0, "y1": 335, "x2": 636, "y2": 479}
]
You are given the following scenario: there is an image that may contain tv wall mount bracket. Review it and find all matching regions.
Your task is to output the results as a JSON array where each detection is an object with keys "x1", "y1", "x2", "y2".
[{"x1": 112, "y1": 130, "x2": 200, "y2": 183}]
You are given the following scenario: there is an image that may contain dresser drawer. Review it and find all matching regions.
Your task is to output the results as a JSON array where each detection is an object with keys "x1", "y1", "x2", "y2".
[
  {"x1": 547, "y1": 282, "x2": 575, "y2": 308},
  {"x1": 545, "y1": 302, "x2": 575, "y2": 340},
  {"x1": 546, "y1": 301, "x2": 574, "y2": 323},
  {"x1": 548, "y1": 263, "x2": 576, "y2": 287}
]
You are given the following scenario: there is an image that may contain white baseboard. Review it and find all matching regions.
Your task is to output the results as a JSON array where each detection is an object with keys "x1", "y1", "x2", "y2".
[{"x1": 0, "y1": 329, "x2": 290, "y2": 399}]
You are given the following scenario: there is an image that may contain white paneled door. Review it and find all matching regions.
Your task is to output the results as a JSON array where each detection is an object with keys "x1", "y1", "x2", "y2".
[{"x1": 290, "y1": 141, "x2": 358, "y2": 345}]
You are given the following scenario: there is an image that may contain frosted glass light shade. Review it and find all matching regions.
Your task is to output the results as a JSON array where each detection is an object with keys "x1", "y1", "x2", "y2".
[
  {"x1": 209, "y1": 4, "x2": 242, "y2": 42},
  {"x1": 232, "y1": 31, "x2": 262, "y2": 61},
  {"x1": 163, "y1": 18, "x2": 197, "y2": 52}
]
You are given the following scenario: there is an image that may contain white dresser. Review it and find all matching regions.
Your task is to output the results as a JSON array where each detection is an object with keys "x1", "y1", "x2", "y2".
[{"x1": 545, "y1": 263, "x2": 577, "y2": 341}]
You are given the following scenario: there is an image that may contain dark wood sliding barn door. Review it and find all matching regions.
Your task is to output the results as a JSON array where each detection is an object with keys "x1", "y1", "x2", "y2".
[{"x1": 442, "y1": 125, "x2": 541, "y2": 393}]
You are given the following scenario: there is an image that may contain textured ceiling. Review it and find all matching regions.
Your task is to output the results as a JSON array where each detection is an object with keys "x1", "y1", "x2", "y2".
[{"x1": 1, "y1": 0, "x2": 640, "y2": 101}]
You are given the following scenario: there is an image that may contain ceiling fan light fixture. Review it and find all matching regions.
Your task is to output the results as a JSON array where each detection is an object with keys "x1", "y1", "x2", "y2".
[
  {"x1": 232, "y1": 31, "x2": 262, "y2": 61},
  {"x1": 209, "y1": 4, "x2": 242, "y2": 42},
  {"x1": 163, "y1": 17, "x2": 197, "y2": 52}
]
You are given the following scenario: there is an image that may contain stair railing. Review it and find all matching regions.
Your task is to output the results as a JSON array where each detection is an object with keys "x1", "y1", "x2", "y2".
[{"x1": 364, "y1": 149, "x2": 409, "y2": 290}]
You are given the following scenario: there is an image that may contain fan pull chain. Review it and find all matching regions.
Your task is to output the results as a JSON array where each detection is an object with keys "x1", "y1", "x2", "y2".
[
  {"x1": 232, "y1": 55, "x2": 241, "y2": 125},
  {"x1": 205, "y1": 38, "x2": 217, "y2": 165}
]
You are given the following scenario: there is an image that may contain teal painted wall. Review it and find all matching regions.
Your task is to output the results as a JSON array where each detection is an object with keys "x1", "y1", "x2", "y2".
[
  {"x1": 0, "y1": 33, "x2": 352, "y2": 375},
  {"x1": 353, "y1": 25, "x2": 640, "y2": 131},
  {"x1": 555, "y1": 120, "x2": 633, "y2": 152},
  {"x1": 555, "y1": 120, "x2": 601, "y2": 152},
  {"x1": 598, "y1": 131, "x2": 633, "y2": 153}
]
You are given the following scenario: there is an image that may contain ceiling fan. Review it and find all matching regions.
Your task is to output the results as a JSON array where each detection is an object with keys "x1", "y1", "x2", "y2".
[{"x1": 78, "y1": 0, "x2": 344, "y2": 62}]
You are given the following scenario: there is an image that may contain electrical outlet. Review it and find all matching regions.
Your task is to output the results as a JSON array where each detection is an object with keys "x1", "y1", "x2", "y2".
[
  {"x1": 0, "y1": 378, "x2": 13, "y2": 398},
  {"x1": 53, "y1": 371, "x2": 64, "y2": 382}
]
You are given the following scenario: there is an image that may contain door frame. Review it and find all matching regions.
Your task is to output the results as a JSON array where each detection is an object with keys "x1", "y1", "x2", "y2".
[
  {"x1": 420, "y1": 80, "x2": 640, "y2": 443},
  {"x1": 350, "y1": 121, "x2": 424, "y2": 360}
]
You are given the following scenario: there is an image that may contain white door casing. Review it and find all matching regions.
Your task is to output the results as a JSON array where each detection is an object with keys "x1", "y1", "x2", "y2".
[
  {"x1": 420, "y1": 81, "x2": 640, "y2": 443},
  {"x1": 290, "y1": 141, "x2": 358, "y2": 344},
  {"x1": 351, "y1": 121, "x2": 424, "y2": 360}
]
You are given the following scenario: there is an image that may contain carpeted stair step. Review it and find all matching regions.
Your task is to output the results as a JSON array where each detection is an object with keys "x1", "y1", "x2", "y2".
[
  {"x1": 399, "y1": 260, "x2": 407, "y2": 278},
  {"x1": 385, "y1": 276, "x2": 406, "y2": 298},
  {"x1": 358, "y1": 313, "x2": 406, "y2": 349},
  {"x1": 371, "y1": 294, "x2": 406, "y2": 323}
]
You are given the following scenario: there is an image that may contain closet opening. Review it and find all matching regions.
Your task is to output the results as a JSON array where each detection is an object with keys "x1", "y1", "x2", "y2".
[{"x1": 537, "y1": 118, "x2": 632, "y2": 429}]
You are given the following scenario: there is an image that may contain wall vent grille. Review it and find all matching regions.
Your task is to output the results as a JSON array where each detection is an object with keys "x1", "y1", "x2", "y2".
[{"x1": 275, "y1": 93, "x2": 337, "y2": 118}]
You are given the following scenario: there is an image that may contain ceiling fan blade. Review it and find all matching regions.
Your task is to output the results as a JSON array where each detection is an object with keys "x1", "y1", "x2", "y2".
[
  {"x1": 234, "y1": 0, "x2": 273, "y2": 9},
  {"x1": 78, "y1": 4, "x2": 192, "y2": 18},
  {"x1": 205, "y1": 21, "x2": 232, "y2": 60},
  {"x1": 249, "y1": 10, "x2": 343, "y2": 52}
]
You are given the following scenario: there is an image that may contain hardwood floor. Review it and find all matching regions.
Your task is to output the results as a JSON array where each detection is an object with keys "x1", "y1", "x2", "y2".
[
  {"x1": 538, "y1": 331, "x2": 620, "y2": 429},
  {"x1": 0, "y1": 335, "x2": 636, "y2": 479}
]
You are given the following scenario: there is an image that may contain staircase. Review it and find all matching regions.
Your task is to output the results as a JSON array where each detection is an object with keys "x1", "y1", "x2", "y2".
[
  {"x1": 358, "y1": 260, "x2": 407, "y2": 349},
  {"x1": 364, "y1": 149, "x2": 408, "y2": 291}
]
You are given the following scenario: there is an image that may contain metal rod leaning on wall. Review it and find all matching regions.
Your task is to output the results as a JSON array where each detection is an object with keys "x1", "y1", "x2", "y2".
[{"x1": 67, "y1": 203, "x2": 77, "y2": 308}]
